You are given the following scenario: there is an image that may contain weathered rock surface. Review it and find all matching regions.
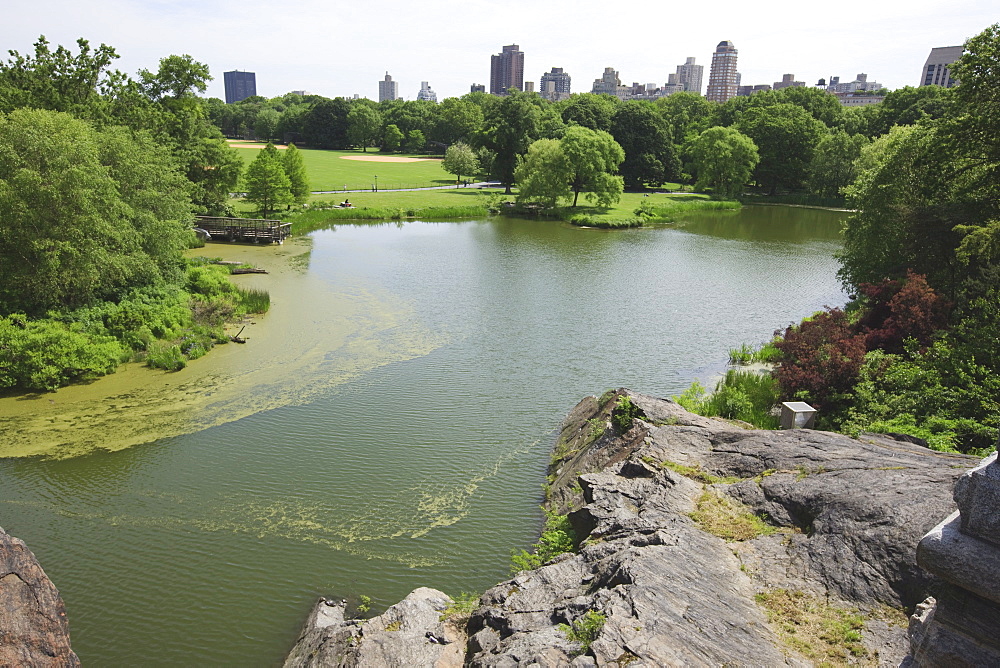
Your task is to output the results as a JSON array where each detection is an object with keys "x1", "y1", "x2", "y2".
[
  {"x1": 286, "y1": 389, "x2": 977, "y2": 666},
  {"x1": 283, "y1": 587, "x2": 464, "y2": 668},
  {"x1": 0, "y1": 526, "x2": 79, "y2": 667}
]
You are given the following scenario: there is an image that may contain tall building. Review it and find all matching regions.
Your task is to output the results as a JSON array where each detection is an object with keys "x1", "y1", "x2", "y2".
[
  {"x1": 592, "y1": 67, "x2": 627, "y2": 99},
  {"x1": 706, "y1": 41, "x2": 739, "y2": 103},
  {"x1": 379, "y1": 72, "x2": 398, "y2": 102},
  {"x1": 773, "y1": 74, "x2": 805, "y2": 90},
  {"x1": 490, "y1": 44, "x2": 524, "y2": 95},
  {"x1": 416, "y1": 81, "x2": 437, "y2": 102},
  {"x1": 675, "y1": 57, "x2": 703, "y2": 95},
  {"x1": 921, "y1": 46, "x2": 963, "y2": 87},
  {"x1": 470, "y1": 83, "x2": 486, "y2": 93},
  {"x1": 223, "y1": 70, "x2": 256, "y2": 104},
  {"x1": 540, "y1": 67, "x2": 571, "y2": 98}
]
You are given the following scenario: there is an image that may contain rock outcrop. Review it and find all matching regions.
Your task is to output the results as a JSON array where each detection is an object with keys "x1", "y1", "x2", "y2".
[
  {"x1": 285, "y1": 389, "x2": 978, "y2": 666},
  {"x1": 0, "y1": 526, "x2": 80, "y2": 667}
]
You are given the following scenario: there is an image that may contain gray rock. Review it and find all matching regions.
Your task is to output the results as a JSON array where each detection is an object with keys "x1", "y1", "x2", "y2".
[
  {"x1": 283, "y1": 587, "x2": 464, "y2": 668},
  {"x1": 284, "y1": 390, "x2": 980, "y2": 666},
  {"x1": 953, "y1": 451, "x2": 1000, "y2": 546},
  {"x1": 0, "y1": 526, "x2": 80, "y2": 667}
]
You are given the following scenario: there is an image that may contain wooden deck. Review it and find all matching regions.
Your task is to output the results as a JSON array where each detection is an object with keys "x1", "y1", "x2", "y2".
[{"x1": 194, "y1": 216, "x2": 292, "y2": 244}]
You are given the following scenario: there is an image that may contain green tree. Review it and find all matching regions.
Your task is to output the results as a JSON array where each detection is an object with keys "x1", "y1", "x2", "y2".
[
  {"x1": 442, "y1": 142, "x2": 479, "y2": 183},
  {"x1": 382, "y1": 124, "x2": 404, "y2": 152},
  {"x1": 406, "y1": 128, "x2": 426, "y2": 153},
  {"x1": 610, "y1": 101, "x2": 680, "y2": 189},
  {"x1": 776, "y1": 86, "x2": 845, "y2": 128},
  {"x1": 514, "y1": 127, "x2": 625, "y2": 208},
  {"x1": 302, "y1": 98, "x2": 351, "y2": 149},
  {"x1": 736, "y1": 103, "x2": 826, "y2": 193},
  {"x1": 244, "y1": 147, "x2": 291, "y2": 216},
  {"x1": 689, "y1": 126, "x2": 759, "y2": 198},
  {"x1": 0, "y1": 108, "x2": 192, "y2": 315},
  {"x1": 514, "y1": 139, "x2": 571, "y2": 208},
  {"x1": 347, "y1": 102, "x2": 382, "y2": 152},
  {"x1": 560, "y1": 93, "x2": 619, "y2": 131},
  {"x1": 655, "y1": 92, "x2": 716, "y2": 145},
  {"x1": 254, "y1": 108, "x2": 280, "y2": 142},
  {"x1": 485, "y1": 90, "x2": 540, "y2": 193},
  {"x1": 435, "y1": 97, "x2": 484, "y2": 144},
  {"x1": 282, "y1": 143, "x2": 310, "y2": 203},
  {"x1": 560, "y1": 126, "x2": 625, "y2": 207},
  {"x1": 808, "y1": 130, "x2": 868, "y2": 198}
]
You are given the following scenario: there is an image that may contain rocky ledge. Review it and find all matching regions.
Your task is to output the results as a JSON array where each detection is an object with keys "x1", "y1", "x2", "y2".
[
  {"x1": 0, "y1": 526, "x2": 80, "y2": 667},
  {"x1": 285, "y1": 389, "x2": 978, "y2": 666}
]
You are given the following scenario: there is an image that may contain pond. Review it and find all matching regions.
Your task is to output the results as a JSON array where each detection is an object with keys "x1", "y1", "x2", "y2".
[{"x1": 0, "y1": 206, "x2": 847, "y2": 666}]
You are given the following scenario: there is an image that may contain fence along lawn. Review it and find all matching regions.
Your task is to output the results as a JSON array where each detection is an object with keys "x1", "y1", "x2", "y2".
[{"x1": 230, "y1": 145, "x2": 455, "y2": 192}]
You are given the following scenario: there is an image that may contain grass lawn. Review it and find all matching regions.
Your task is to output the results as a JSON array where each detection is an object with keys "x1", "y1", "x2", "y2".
[{"x1": 228, "y1": 142, "x2": 454, "y2": 192}]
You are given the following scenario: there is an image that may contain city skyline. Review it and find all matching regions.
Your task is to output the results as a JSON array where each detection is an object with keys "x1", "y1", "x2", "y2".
[{"x1": 2, "y1": 0, "x2": 994, "y2": 102}]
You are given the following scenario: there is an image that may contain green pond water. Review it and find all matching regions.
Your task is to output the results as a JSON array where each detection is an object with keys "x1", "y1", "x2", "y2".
[{"x1": 0, "y1": 205, "x2": 847, "y2": 665}]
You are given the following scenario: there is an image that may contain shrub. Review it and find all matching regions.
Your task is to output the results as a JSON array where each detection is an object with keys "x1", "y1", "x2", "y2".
[
  {"x1": 611, "y1": 395, "x2": 643, "y2": 434},
  {"x1": 559, "y1": 610, "x2": 606, "y2": 655},
  {"x1": 0, "y1": 315, "x2": 127, "y2": 390},
  {"x1": 676, "y1": 371, "x2": 780, "y2": 429},
  {"x1": 145, "y1": 341, "x2": 187, "y2": 371},
  {"x1": 511, "y1": 509, "x2": 577, "y2": 572}
]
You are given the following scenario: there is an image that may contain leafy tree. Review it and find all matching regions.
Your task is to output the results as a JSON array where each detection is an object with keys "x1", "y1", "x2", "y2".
[
  {"x1": 561, "y1": 93, "x2": 618, "y2": 132},
  {"x1": 138, "y1": 54, "x2": 210, "y2": 101},
  {"x1": 807, "y1": 130, "x2": 868, "y2": 198},
  {"x1": 514, "y1": 139, "x2": 570, "y2": 208},
  {"x1": 514, "y1": 127, "x2": 624, "y2": 208},
  {"x1": 382, "y1": 123, "x2": 404, "y2": 152},
  {"x1": 485, "y1": 91, "x2": 540, "y2": 193},
  {"x1": 0, "y1": 108, "x2": 192, "y2": 315},
  {"x1": 610, "y1": 101, "x2": 680, "y2": 189},
  {"x1": 776, "y1": 86, "x2": 845, "y2": 128},
  {"x1": 839, "y1": 124, "x2": 969, "y2": 295},
  {"x1": 254, "y1": 108, "x2": 280, "y2": 142},
  {"x1": 406, "y1": 128, "x2": 426, "y2": 153},
  {"x1": 347, "y1": 102, "x2": 382, "y2": 152},
  {"x1": 442, "y1": 142, "x2": 479, "y2": 183},
  {"x1": 434, "y1": 97, "x2": 484, "y2": 144},
  {"x1": 865, "y1": 85, "x2": 952, "y2": 137},
  {"x1": 282, "y1": 143, "x2": 310, "y2": 203},
  {"x1": 735, "y1": 103, "x2": 826, "y2": 193},
  {"x1": 560, "y1": 126, "x2": 624, "y2": 207},
  {"x1": 243, "y1": 146, "x2": 291, "y2": 216},
  {"x1": 302, "y1": 98, "x2": 351, "y2": 149},
  {"x1": 655, "y1": 92, "x2": 716, "y2": 144},
  {"x1": 689, "y1": 126, "x2": 759, "y2": 198}
]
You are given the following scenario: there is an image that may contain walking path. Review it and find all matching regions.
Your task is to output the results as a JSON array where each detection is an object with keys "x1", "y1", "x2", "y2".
[{"x1": 311, "y1": 182, "x2": 499, "y2": 194}]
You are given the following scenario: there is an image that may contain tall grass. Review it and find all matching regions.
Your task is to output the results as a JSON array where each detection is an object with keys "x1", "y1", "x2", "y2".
[
  {"x1": 634, "y1": 199, "x2": 741, "y2": 223},
  {"x1": 289, "y1": 204, "x2": 488, "y2": 234},
  {"x1": 676, "y1": 369, "x2": 780, "y2": 429},
  {"x1": 237, "y1": 287, "x2": 270, "y2": 314},
  {"x1": 728, "y1": 341, "x2": 782, "y2": 365},
  {"x1": 739, "y1": 193, "x2": 847, "y2": 209}
]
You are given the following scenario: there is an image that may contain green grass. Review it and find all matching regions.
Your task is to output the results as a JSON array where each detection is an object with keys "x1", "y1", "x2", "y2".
[
  {"x1": 755, "y1": 589, "x2": 869, "y2": 663},
  {"x1": 689, "y1": 491, "x2": 778, "y2": 541},
  {"x1": 229, "y1": 142, "x2": 454, "y2": 192}
]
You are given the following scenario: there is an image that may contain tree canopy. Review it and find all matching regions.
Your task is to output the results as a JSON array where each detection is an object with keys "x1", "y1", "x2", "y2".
[
  {"x1": 0, "y1": 108, "x2": 192, "y2": 315},
  {"x1": 689, "y1": 126, "x2": 759, "y2": 198}
]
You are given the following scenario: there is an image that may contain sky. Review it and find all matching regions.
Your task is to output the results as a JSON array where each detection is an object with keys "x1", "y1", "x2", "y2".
[{"x1": 1, "y1": 0, "x2": 996, "y2": 102}]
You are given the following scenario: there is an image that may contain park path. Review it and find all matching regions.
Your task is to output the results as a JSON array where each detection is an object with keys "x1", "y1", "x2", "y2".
[{"x1": 311, "y1": 182, "x2": 498, "y2": 194}]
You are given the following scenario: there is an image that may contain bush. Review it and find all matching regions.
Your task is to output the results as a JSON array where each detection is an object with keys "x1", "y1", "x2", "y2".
[
  {"x1": 611, "y1": 395, "x2": 643, "y2": 434},
  {"x1": 0, "y1": 315, "x2": 128, "y2": 390},
  {"x1": 676, "y1": 370, "x2": 780, "y2": 429},
  {"x1": 145, "y1": 341, "x2": 187, "y2": 371},
  {"x1": 511, "y1": 509, "x2": 577, "y2": 572},
  {"x1": 558, "y1": 610, "x2": 606, "y2": 655}
]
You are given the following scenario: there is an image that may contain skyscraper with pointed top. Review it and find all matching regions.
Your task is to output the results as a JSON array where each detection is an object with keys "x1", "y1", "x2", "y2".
[{"x1": 706, "y1": 41, "x2": 739, "y2": 102}]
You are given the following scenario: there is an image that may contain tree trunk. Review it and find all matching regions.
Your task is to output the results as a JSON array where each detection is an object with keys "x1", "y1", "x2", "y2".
[{"x1": 573, "y1": 189, "x2": 580, "y2": 207}]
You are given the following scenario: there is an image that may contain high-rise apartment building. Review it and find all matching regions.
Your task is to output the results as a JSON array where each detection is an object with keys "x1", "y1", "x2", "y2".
[
  {"x1": 675, "y1": 57, "x2": 703, "y2": 95},
  {"x1": 379, "y1": 72, "x2": 399, "y2": 102},
  {"x1": 416, "y1": 81, "x2": 438, "y2": 102},
  {"x1": 539, "y1": 67, "x2": 570, "y2": 97},
  {"x1": 592, "y1": 67, "x2": 628, "y2": 99},
  {"x1": 490, "y1": 44, "x2": 524, "y2": 95},
  {"x1": 773, "y1": 74, "x2": 805, "y2": 90},
  {"x1": 470, "y1": 83, "x2": 486, "y2": 93},
  {"x1": 706, "y1": 41, "x2": 739, "y2": 103},
  {"x1": 224, "y1": 70, "x2": 256, "y2": 104},
  {"x1": 921, "y1": 46, "x2": 963, "y2": 87}
]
